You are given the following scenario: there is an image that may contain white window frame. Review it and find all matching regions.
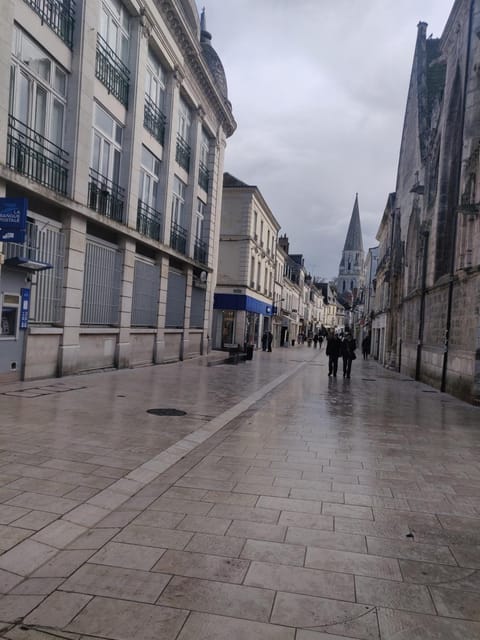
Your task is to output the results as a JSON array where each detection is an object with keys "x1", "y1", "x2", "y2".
[
  {"x1": 145, "y1": 48, "x2": 166, "y2": 110},
  {"x1": 91, "y1": 103, "x2": 123, "y2": 184},
  {"x1": 100, "y1": 0, "x2": 130, "y2": 64},
  {"x1": 178, "y1": 98, "x2": 191, "y2": 143},
  {"x1": 195, "y1": 198, "x2": 206, "y2": 240},
  {"x1": 139, "y1": 145, "x2": 160, "y2": 209},
  {"x1": 200, "y1": 130, "x2": 209, "y2": 166},
  {"x1": 171, "y1": 176, "x2": 186, "y2": 227}
]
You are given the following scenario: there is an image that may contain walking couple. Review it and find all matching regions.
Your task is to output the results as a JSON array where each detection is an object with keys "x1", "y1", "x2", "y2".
[{"x1": 326, "y1": 329, "x2": 357, "y2": 378}]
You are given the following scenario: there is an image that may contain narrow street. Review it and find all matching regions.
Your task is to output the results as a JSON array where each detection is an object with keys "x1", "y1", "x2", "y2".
[{"x1": 0, "y1": 347, "x2": 480, "y2": 639}]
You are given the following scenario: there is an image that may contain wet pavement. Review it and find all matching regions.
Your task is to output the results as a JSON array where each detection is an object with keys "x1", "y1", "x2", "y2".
[{"x1": 0, "y1": 346, "x2": 480, "y2": 639}]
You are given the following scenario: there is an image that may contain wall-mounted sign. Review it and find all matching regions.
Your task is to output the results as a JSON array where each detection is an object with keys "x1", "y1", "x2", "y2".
[
  {"x1": 0, "y1": 198, "x2": 27, "y2": 243},
  {"x1": 19, "y1": 287, "x2": 30, "y2": 329}
]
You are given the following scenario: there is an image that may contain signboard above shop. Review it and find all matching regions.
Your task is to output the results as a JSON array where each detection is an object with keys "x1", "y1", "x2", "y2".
[{"x1": 0, "y1": 198, "x2": 27, "y2": 243}]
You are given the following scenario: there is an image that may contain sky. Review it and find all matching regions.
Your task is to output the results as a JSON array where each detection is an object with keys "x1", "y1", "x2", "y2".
[{"x1": 199, "y1": 0, "x2": 454, "y2": 280}]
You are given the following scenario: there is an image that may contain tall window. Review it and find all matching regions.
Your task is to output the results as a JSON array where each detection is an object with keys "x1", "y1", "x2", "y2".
[
  {"x1": 91, "y1": 104, "x2": 122, "y2": 185},
  {"x1": 139, "y1": 146, "x2": 160, "y2": 209},
  {"x1": 195, "y1": 198, "x2": 205, "y2": 240},
  {"x1": 198, "y1": 130, "x2": 209, "y2": 190},
  {"x1": 253, "y1": 210, "x2": 258, "y2": 239},
  {"x1": 171, "y1": 176, "x2": 186, "y2": 227},
  {"x1": 100, "y1": 0, "x2": 129, "y2": 64},
  {"x1": 178, "y1": 98, "x2": 191, "y2": 142},
  {"x1": 145, "y1": 49, "x2": 166, "y2": 110},
  {"x1": 10, "y1": 27, "x2": 67, "y2": 149},
  {"x1": 250, "y1": 256, "x2": 255, "y2": 288}
]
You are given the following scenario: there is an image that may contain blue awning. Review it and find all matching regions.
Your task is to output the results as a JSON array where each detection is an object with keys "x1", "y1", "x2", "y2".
[{"x1": 214, "y1": 293, "x2": 272, "y2": 316}]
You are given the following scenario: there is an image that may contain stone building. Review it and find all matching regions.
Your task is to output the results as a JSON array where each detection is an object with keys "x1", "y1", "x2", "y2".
[
  {"x1": 0, "y1": 0, "x2": 235, "y2": 381},
  {"x1": 379, "y1": 0, "x2": 480, "y2": 404},
  {"x1": 213, "y1": 173, "x2": 280, "y2": 350}
]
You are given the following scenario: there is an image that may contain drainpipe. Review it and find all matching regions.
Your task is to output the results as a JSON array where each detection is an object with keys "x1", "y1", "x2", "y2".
[{"x1": 441, "y1": 0, "x2": 474, "y2": 392}]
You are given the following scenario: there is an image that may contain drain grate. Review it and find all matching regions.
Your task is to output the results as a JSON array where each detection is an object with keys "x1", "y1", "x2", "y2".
[{"x1": 146, "y1": 408, "x2": 187, "y2": 416}]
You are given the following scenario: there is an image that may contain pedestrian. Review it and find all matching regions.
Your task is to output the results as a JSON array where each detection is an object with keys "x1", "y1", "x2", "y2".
[
  {"x1": 319, "y1": 334, "x2": 324, "y2": 349},
  {"x1": 313, "y1": 334, "x2": 319, "y2": 348},
  {"x1": 341, "y1": 330, "x2": 357, "y2": 378},
  {"x1": 261, "y1": 331, "x2": 267, "y2": 351},
  {"x1": 362, "y1": 334, "x2": 371, "y2": 360},
  {"x1": 326, "y1": 330, "x2": 341, "y2": 377},
  {"x1": 267, "y1": 330, "x2": 273, "y2": 352}
]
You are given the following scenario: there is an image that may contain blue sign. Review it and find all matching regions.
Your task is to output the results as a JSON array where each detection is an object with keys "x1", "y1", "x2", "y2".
[
  {"x1": 20, "y1": 287, "x2": 30, "y2": 329},
  {"x1": 0, "y1": 197, "x2": 27, "y2": 242}
]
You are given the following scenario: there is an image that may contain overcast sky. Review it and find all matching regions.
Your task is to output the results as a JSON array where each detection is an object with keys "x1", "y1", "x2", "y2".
[{"x1": 199, "y1": 0, "x2": 453, "y2": 280}]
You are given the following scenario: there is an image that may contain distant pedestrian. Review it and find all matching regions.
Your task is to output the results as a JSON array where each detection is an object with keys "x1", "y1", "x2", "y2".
[
  {"x1": 313, "y1": 334, "x2": 319, "y2": 348},
  {"x1": 261, "y1": 331, "x2": 267, "y2": 351},
  {"x1": 326, "y1": 330, "x2": 341, "y2": 377},
  {"x1": 319, "y1": 335, "x2": 324, "y2": 349},
  {"x1": 267, "y1": 331, "x2": 273, "y2": 352},
  {"x1": 341, "y1": 330, "x2": 357, "y2": 378},
  {"x1": 362, "y1": 334, "x2": 371, "y2": 360}
]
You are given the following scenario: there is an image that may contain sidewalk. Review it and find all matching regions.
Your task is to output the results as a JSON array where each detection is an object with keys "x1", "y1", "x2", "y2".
[{"x1": 1, "y1": 347, "x2": 480, "y2": 639}]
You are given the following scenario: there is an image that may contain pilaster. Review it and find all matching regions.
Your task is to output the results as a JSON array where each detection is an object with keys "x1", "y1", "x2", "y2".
[{"x1": 115, "y1": 238, "x2": 135, "y2": 369}]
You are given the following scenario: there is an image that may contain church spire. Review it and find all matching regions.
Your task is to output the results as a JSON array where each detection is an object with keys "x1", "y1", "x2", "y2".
[{"x1": 343, "y1": 193, "x2": 364, "y2": 253}]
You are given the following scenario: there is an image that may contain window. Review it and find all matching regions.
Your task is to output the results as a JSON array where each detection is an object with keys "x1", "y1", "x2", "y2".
[
  {"x1": 171, "y1": 176, "x2": 186, "y2": 227},
  {"x1": 250, "y1": 256, "x2": 255, "y2": 288},
  {"x1": 178, "y1": 98, "x2": 191, "y2": 142},
  {"x1": 253, "y1": 210, "x2": 258, "y2": 239},
  {"x1": 139, "y1": 146, "x2": 160, "y2": 209},
  {"x1": 260, "y1": 220, "x2": 264, "y2": 246},
  {"x1": 257, "y1": 262, "x2": 261, "y2": 290},
  {"x1": 198, "y1": 130, "x2": 209, "y2": 190},
  {"x1": 145, "y1": 49, "x2": 166, "y2": 110},
  {"x1": 9, "y1": 28, "x2": 68, "y2": 191},
  {"x1": 91, "y1": 103, "x2": 122, "y2": 185},
  {"x1": 100, "y1": 0, "x2": 129, "y2": 64},
  {"x1": 195, "y1": 199, "x2": 205, "y2": 239}
]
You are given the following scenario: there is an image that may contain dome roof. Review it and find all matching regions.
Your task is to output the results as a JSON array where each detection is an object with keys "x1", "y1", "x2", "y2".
[{"x1": 200, "y1": 9, "x2": 228, "y2": 100}]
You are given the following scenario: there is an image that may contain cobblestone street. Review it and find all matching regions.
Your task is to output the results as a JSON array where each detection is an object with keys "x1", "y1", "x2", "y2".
[{"x1": 0, "y1": 347, "x2": 480, "y2": 639}]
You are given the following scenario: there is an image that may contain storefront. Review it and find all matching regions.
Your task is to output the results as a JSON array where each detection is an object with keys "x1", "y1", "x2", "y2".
[{"x1": 212, "y1": 293, "x2": 272, "y2": 350}]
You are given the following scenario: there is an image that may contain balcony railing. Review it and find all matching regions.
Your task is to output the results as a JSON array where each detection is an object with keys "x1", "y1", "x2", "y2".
[
  {"x1": 95, "y1": 34, "x2": 129, "y2": 107},
  {"x1": 198, "y1": 162, "x2": 209, "y2": 191},
  {"x1": 137, "y1": 200, "x2": 162, "y2": 242},
  {"x1": 170, "y1": 220, "x2": 187, "y2": 254},
  {"x1": 24, "y1": 0, "x2": 75, "y2": 48},
  {"x1": 88, "y1": 168, "x2": 125, "y2": 223},
  {"x1": 6, "y1": 114, "x2": 69, "y2": 195},
  {"x1": 143, "y1": 95, "x2": 166, "y2": 145},
  {"x1": 175, "y1": 134, "x2": 191, "y2": 172},
  {"x1": 194, "y1": 237, "x2": 208, "y2": 264}
]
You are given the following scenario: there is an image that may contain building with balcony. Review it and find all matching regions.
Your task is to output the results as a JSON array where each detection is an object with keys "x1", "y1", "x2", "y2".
[
  {"x1": 0, "y1": 0, "x2": 235, "y2": 381},
  {"x1": 212, "y1": 173, "x2": 280, "y2": 350}
]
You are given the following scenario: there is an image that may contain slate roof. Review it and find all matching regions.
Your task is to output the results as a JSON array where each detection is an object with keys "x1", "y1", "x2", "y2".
[{"x1": 200, "y1": 9, "x2": 229, "y2": 100}]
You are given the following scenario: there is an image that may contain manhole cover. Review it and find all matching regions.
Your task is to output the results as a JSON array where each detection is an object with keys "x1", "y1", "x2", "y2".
[{"x1": 146, "y1": 408, "x2": 187, "y2": 416}]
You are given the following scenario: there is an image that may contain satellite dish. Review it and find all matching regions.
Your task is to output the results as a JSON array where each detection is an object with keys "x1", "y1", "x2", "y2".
[{"x1": 200, "y1": 271, "x2": 207, "y2": 282}]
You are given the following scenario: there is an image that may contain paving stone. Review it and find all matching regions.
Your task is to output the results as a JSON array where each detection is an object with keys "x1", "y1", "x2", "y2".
[
  {"x1": 32, "y1": 520, "x2": 87, "y2": 548},
  {"x1": 175, "y1": 476, "x2": 236, "y2": 492},
  {"x1": 233, "y1": 482, "x2": 290, "y2": 497},
  {"x1": 32, "y1": 550, "x2": 94, "y2": 578},
  {"x1": 0, "y1": 525, "x2": 32, "y2": 552},
  {"x1": 202, "y1": 490, "x2": 258, "y2": 506},
  {"x1": 185, "y1": 533, "x2": 246, "y2": 557},
  {"x1": 153, "y1": 549, "x2": 249, "y2": 583},
  {"x1": 306, "y1": 547, "x2": 402, "y2": 580},
  {"x1": 89, "y1": 542, "x2": 165, "y2": 570},
  {"x1": 0, "y1": 540, "x2": 58, "y2": 576},
  {"x1": 0, "y1": 569, "x2": 24, "y2": 594},
  {"x1": 399, "y1": 559, "x2": 479, "y2": 587},
  {"x1": 241, "y1": 539, "x2": 305, "y2": 566},
  {"x1": 158, "y1": 575, "x2": 275, "y2": 622},
  {"x1": 227, "y1": 520, "x2": 286, "y2": 542},
  {"x1": 450, "y1": 544, "x2": 480, "y2": 569},
  {"x1": 245, "y1": 560, "x2": 355, "y2": 600},
  {"x1": 114, "y1": 524, "x2": 193, "y2": 549},
  {"x1": 67, "y1": 595, "x2": 188, "y2": 640},
  {"x1": 6, "y1": 492, "x2": 80, "y2": 514},
  {"x1": 0, "y1": 505, "x2": 29, "y2": 524},
  {"x1": 355, "y1": 575, "x2": 435, "y2": 613},
  {"x1": 366, "y1": 536, "x2": 456, "y2": 564},
  {"x1": 149, "y1": 496, "x2": 213, "y2": 515},
  {"x1": 257, "y1": 495, "x2": 323, "y2": 515},
  {"x1": 161, "y1": 487, "x2": 208, "y2": 501},
  {"x1": 430, "y1": 586, "x2": 480, "y2": 620},
  {"x1": 5, "y1": 477, "x2": 77, "y2": 497},
  {"x1": 208, "y1": 503, "x2": 279, "y2": 523},
  {"x1": 378, "y1": 606, "x2": 480, "y2": 639},
  {"x1": 176, "y1": 611, "x2": 295, "y2": 640},
  {"x1": 10, "y1": 577, "x2": 63, "y2": 595},
  {"x1": 8, "y1": 511, "x2": 58, "y2": 531},
  {"x1": 271, "y1": 591, "x2": 378, "y2": 638},
  {"x1": 132, "y1": 510, "x2": 184, "y2": 529},
  {"x1": 60, "y1": 563, "x2": 171, "y2": 603},
  {"x1": 278, "y1": 511, "x2": 334, "y2": 531},
  {"x1": 286, "y1": 527, "x2": 367, "y2": 552},
  {"x1": 96, "y1": 509, "x2": 141, "y2": 528},
  {"x1": 289, "y1": 488, "x2": 345, "y2": 503}
]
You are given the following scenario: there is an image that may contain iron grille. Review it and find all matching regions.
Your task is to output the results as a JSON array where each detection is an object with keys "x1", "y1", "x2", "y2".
[
  {"x1": 194, "y1": 237, "x2": 208, "y2": 264},
  {"x1": 175, "y1": 134, "x2": 190, "y2": 172},
  {"x1": 81, "y1": 239, "x2": 121, "y2": 325},
  {"x1": 88, "y1": 168, "x2": 125, "y2": 224},
  {"x1": 190, "y1": 286, "x2": 206, "y2": 329},
  {"x1": 95, "y1": 34, "x2": 129, "y2": 107},
  {"x1": 132, "y1": 260, "x2": 160, "y2": 327},
  {"x1": 4, "y1": 221, "x2": 65, "y2": 323},
  {"x1": 198, "y1": 162, "x2": 209, "y2": 191},
  {"x1": 170, "y1": 221, "x2": 187, "y2": 255},
  {"x1": 143, "y1": 95, "x2": 166, "y2": 145},
  {"x1": 7, "y1": 114, "x2": 69, "y2": 195},
  {"x1": 137, "y1": 200, "x2": 162, "y2": 241},
  {"x1": 24, "y1": 0, "x2": 75, "y2": 48}
]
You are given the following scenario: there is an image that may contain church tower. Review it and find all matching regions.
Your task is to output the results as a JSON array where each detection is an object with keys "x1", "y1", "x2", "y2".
[{"x1": 337, "y1": 194, "x2": 365, "y2": 306}]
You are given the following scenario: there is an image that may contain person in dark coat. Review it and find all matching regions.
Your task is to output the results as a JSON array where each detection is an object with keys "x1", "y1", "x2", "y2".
[
  {"x1": 362, "y1": 334, "x2": 371, "y2": 360},
  {"x1": 341, "y1": 331, "x2": 357, "y2": 378},
  {"x1": 261, "y1": 331, "x2": 267, "y2": 351},
  {"x1": 326, "y1": 330, "x2": 341, "y2": 377},
  {"x1": 267, "y1": 331, "x2": 273, "y2": 352}
]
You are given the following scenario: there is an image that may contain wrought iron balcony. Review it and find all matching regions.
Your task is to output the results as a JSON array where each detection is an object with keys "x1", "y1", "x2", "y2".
[
  {"x1": 143, "y1": 95, "x2": 166, "y2": 145},
  {"x1": 6, "y1": 114, "x2": 69, "y2": 195},
  {"x1": 95, "y1": 34, "x2": 129, "y2": 107},
  {"x1": 170, "y1": 220, "x2": 187, "y2": 254},
  {"x1": 137, "y1": 200, "x2": 162, "y2": 242},
  {"x1": 88, "y1": 168, "x2": 125, "y2": 223},
  {"x1": 198, "y1": 162, "x2": 209, "y2": 191},
  {"x1": 24, "y1": 0, "x2": 75, "y2": 48},
  {"x1": 175, "y1": 134, "x2": 190, "y2": 172},
  {"x1": 194, "y1": 237, "x2": 208, "y2": 264}
]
